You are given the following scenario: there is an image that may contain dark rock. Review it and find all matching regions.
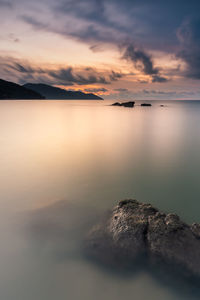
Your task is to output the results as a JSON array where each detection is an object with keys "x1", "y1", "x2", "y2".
[
  {"x1": 191, "y1": 223, "x2": 200, "y2": 239},
  {"x1": 122, "y1": 101, "x2": 135, "y2": 107},
  {"x1": 85, "y1": 199, "x2": 200, "y2": 279},
  {"x1": 112, "y1": 101, "x2": 135, "y2": 107},
  {"x1": 141, "y1": 103, "x2": 152, "y2": 106},
  {"x1": 112, "y1": 102, "x2": 122, "y2": 106}
]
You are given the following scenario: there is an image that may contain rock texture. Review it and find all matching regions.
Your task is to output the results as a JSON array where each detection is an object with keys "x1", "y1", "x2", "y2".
[{"x1": 85, "y1": 199, "x2": 200, "y2": 278}]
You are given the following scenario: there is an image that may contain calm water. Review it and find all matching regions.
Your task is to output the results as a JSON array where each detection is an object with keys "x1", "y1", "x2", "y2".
[{"x1": 0, "y1": 100, "x2": 200, "y2": 300}]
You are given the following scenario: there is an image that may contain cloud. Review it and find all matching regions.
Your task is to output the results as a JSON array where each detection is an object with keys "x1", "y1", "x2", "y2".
[
  {"x1": 114, "y1": 88, "x2": 129, "y2": 92},
  {"x1": 122, "y1": 43, "x2": 168, "y2": 83},
  {"x1": 104, "y1": 88, "x2": 199, "y2": 100},
  {"x1": 109, "y1": 71, "x2": 123, "y2": 81},
  {"x1": 142, "y1": 89, "x2": 197, "y2": 97},
  {"x1": 0, "y1": 33, "x2": 20, "y2": 43},
  {"x1": 9, "y1": 62, "x2": 39, "y2": 74},
  {"x1": 0, "y1": 0, "x2": 12, "y2": 8},
  {"x1": 48, "y1": 67, "x2": 110, "y2": 85},
  {"x1": 19, "y1": 2, "x2": 173, "y2": 81},
  {"x1": 0, "y1": 58, "x2": 123, "y2": 86},
  {"x1": 4, "y1": 0, "x2": 200, "y2": 83},
  {"x1": 122, "y1": 43, "x2": 159, "y2": 75},
  {"x1": 20, "y1": 15, "x2": 48, "y2": 31},
  {"x1": 177, "y1": 18, "x2": 200, "y2": 79},
  {"x1": 53, "y1": 0, "x2": 131, "y2": 43},
  {"x1": 143, "y1": 89, "x2": 175, "y2": 95},
  {"x1": 138, "y1": 79, "x2": 149, "y2": 84},
  {"x1": 84, "y1": 88, "x2": 108, "y2": 93},
  {"x1": 89, "y1": 44, "x2": 104, "y2": 52},
  {"x1": 20, "y1": 0, "x2": 197, "y2": 52},
  {"x1": 152, "y1": 75, "x2": 168, "y2": 83}
]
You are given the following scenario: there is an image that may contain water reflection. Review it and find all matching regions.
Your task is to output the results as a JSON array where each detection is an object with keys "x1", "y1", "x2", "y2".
[
  {"x1": 26, "y1": 199, "x2": 101, "y2": 259},
  {"x1": 0, "y1": 100, "x2": 200, "y2": 299}
]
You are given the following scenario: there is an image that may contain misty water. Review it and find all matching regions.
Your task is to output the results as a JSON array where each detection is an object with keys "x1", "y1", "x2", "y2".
[{"x1": 0, "y1": 100, "x2": 200, "y2": 300}]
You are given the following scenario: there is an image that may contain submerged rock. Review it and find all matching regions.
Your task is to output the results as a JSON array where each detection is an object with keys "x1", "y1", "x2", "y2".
[
  {"x1": 85, "y1": 199, "x2": 200, "y2": 278},
  {"x1": 112, "y1": 101, "x2": 135, "y2": 107}
]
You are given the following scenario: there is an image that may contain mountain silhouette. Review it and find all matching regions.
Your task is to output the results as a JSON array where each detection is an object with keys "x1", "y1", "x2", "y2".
[
  {"x1": 24, "y1": 83, "x2": 103, "y2": 100},
  {"x1": 0, "y1": 79, "x2": 45, "y2": 99}
]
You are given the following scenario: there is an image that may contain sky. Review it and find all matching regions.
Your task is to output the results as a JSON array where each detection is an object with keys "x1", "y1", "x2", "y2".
[{"x1": 1, "y1": 0, "x2": 200, "y2": 99}]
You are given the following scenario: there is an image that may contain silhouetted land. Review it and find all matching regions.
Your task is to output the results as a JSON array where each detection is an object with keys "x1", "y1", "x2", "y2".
[
  {"x1": 0, "y1": 79, "x2": 45, "y2": 99},
  {"x1": 24, "y1": 83, "x2": 103, "y2": 100}
]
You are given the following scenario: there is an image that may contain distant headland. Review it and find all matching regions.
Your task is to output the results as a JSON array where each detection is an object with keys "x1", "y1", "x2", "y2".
[
  {"x1": 24, "y1": 83, "x2": 103, "y2": 100},
  {"x1": 0, "y1": 79, "x2": 45, "y2": 100},
  {"x1": 0, "y1": 79, "x2": 103, "y2": 100}
]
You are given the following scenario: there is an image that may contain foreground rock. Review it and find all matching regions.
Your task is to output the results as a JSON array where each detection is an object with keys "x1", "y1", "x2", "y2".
[
  {"x1": 112, "y1": 101, "x2": 135, "y2": 107},
  {"x1": 85, "y1": 199, "x2": 200, "y2": 279}
]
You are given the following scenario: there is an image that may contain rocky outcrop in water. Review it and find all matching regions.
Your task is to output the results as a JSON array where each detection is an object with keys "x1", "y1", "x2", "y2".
[
  {"x1": 112, "y1": 101, "x2": 135, "y2": 107},
  {"x1": 85, "y1": 199, "x2": 200, "y2": 279},
  {"x1": 141, "y1": 103, "x2": 152, "y2": 106}
]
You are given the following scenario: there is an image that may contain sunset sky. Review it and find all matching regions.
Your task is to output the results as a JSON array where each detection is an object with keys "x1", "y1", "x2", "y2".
[{"x1": 1, "y1": 0, "x2": 200, "y2": 99}]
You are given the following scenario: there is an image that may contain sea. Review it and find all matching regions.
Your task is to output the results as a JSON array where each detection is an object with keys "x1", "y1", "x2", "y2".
[{"x1": 0, "y1": 99, "x2": 200, "y2": 300}]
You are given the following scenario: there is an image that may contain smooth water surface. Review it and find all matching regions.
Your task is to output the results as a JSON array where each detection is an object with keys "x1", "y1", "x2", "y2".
[{"x1": 0, "y1": 100, "x2": 200, "y2": 300}]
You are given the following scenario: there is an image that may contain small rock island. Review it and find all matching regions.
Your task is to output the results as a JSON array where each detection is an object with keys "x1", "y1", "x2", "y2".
[
  {"x1": 112, "y1": 101, "x2": 135, "y2": 107},
  {"x1": 141, "y1": 103, "x2": 152, "y2": 106},
  {"x1": 85, "y1": 199, "x2": 200, "y2": 281}
]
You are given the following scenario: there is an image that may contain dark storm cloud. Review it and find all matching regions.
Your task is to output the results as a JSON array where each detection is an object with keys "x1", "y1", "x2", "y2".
[
  {"x1": 21, "y1": 15, "x2": 48, "y2": 31},
  {"x1": 9, "y1": 62, "x2": 40, "y2": 74},
  {"x1": 19, "y1": 0, "x2": 200, "y2": 51},
  {"x1": 109, "y1": 71, "x2": 123, "y2": 81},
  {"x1": 54, "y1": 0, "x2": 131, "y2": 42},
  {"x1": 89, "y1": 44, "x2": 104, "y2": 52},
  {"x1": 177, "y1": 18, "x2": 200, "y2": 79},
  {"x1": 122, "y1": 43, "x2": 159, "y2": 75},
  {"x1": 7, "y1": 0, "x2": 200, "y2": 82},
  {"x1": 122, "y1": 43, "x2": 168, "y2": 82},
  {"x1": 50, "y1": 0, "x2": 200, "y2": 51},
  {"x1": 48, "y1": 67, "x2": 110, "y2": 85},
  {"x1": 2, "y1": 59, "x2": 122, "y2": 86},
  {"x1": 152, "y1": 75, "x2": 168, "y2": 83},
  {"x1": 0, "y1": 0, "x2": 12, "y2": 8}
]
